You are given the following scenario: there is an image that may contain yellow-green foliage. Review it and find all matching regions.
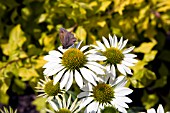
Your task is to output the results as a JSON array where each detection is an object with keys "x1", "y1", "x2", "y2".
[{"x1": 0, "y1": 0, "x2": 170, "y2": 112}]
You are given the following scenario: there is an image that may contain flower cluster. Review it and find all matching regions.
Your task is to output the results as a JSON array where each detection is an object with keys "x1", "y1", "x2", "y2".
[{"x1": 37, "y1": 32, "x2": 167, "y2": 113}]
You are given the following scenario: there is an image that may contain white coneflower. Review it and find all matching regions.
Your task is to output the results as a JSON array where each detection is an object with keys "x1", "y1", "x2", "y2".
[
  {"x1": 46, "y1": 94, "x2": 82, "y2": 113},
  {"x1": 91, "y1": 34, "x2": 138, "y2": 77},
  {"x1": 78, "y1": 72, "x2": 133, "y2": 113},
  {"x1": 35, "y1": 76, "x2": 64, "y2": 100},
  {"x1": 147, "y1": 104, "x2": 170, "y2": 113},
  {"x1": 43, "y1": 41, "x2": 106, "y2": 91}
]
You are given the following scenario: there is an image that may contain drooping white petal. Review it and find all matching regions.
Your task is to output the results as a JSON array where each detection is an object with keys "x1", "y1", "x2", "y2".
[
  {"x1": 68, "y1": 43, "x2": 75, "y2": 48},
  {"x1": 87, "y1": 61, "x2": 105, "y2": 69},
  {"x1": 109, "y1": 34, "x2": 114, "y2": 47},
  {"x1": 53, "y1": 68, "x2": 66, "y2": 85},
  {"x1": 87, "y1": 54, "x2": 106, "y2": 61},
  {"x1": 58, "y1": 46, "x2": 67, "y2": 53},
  {"x1": 74, "y1": 70, "x2": 83, "y2": 88},
  {"x1": 67, "y1": 94, "x2": 71, "y2": 109},
  {"x1": 116, "y1": 79, "x2": 127, "y2": 88},
  {"x1": 80, "y1": 45, "x2": 89, "y2": 52},
  {"x1": 96, "y1": 41, "x2": 106, "y2": 51},
  {"x1": 122, "y1": 64, "x2": 132, "y2": 75},
  {"x1": 122, "y1": 61, "x2": 135, "y2": 67},
  {"x1": 102, "y1": 36, "x2": 110, "y2": 48},
  {"x1": 76, "y1": 41, "x2": 83, "y2": 49},
  {"x1": 114, "y1": 87, "x2": 133, "y2": 96},
  {"x1": 43, "y1": 62, "x2": 58, "y2": 68},
  {"x1": 113, "y1": 34, "x2": 118, "y2": 47},
  {"x1": 90, "y1": 44, "x2": 101, "y2": 50},
  {"x1": 113, "y1": 103, "x2": 127, "y2": 113},
  {"x1": 124, "y1": 53, "x2": 137, "y2": 58},
  {"x1": 62, "y1": 94, "x2": 66, "y2": 108},
  {"x1": 113, "y1": 98, "x2": 129, "y2": 108},
  {"x1": 99, "y1": 104, "x2": 104, "y2": 111},
  {"x1": 106, "y1": 64, "x2": 111, "y2": 72},
  {"x1": 118, "y1": 37, "x2": 123, "y2": 49},
  {"x1": 65, "y1": 70, "x2": 73, "y2": 91},
  {"x1": 81, "y1": 83, "x2": 93, "y2": 92},
  {"x1": 123, "y1": 46, "x2": 135, "y2": 54},
  {"x1": 110, "y1": 65, "x2": 116, "y2": 78},
  {"x1": 115, "y1": 97, "x2": 132, "y2": 103},
  {"x1": 90, "y1": 69, "x2": 100, "y2": 81},
  {"x1": 70, "y1": 98, "x2": 78, "y2": 111},
  {"x1": 111, "y1": 76, "x2": 125, "y2": 86},
  {"x1": 46, "y1": 64, "x2": 64, "y2": 76},
  {"x1": 80, "y1": 68, "x2": 97, "y2": 86},
  {"x1": 124, "y1": 58, "x2": 138, "y2": 63},
  {"x1": 147, "y1": 108, "x2": 156, "y2": 113},
  {"x1": 43, "y1": 68, "x2": 53, "y2": 76},
  {"x1": 48, "y1": 100, "x2": 59, "y2": 111},
  {"x1": 79, "y1": 97, "x2": 94, "y2": 108},
  {"x1": 49, "y1": 50, "x2": 62, "y2": 58},
  {"x1": 84, "y1": 49, "x2": 97, "y2": 55},
  {"x1": 85, "y1": 64, "x2": 105, "y2": 75},
  {"x1": 157, "y1": 104, "x2": 164, "y2": 113},
  {"x1": 117, "y1": 64, "x2": 126, "y2": 75},
  {"x1": 77, "y1": 92, "x2": 92, "y2": 98},
  {"x1": 119, "y1": 39, "x2": 128, "y2": 50},
  {"x1": 56, "y1": 96, "x2": 62, "y2": 108},
  {"x1": 60, "y1": 71, "x2": 70, "y2": 89},
  {"x1": 85, "y1": 101, "x2": 99, "y2": 113},
  {"x1": 44, "y1": 55, "x2": 61, "y2": 62}
]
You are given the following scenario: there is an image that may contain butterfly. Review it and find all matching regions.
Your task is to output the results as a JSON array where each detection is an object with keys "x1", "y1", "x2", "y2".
[{"x1": 59, "y1": 28, "x2": 76, "y2": 49}]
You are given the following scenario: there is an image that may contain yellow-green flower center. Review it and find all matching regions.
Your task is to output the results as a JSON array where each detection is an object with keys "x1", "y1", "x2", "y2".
[
  {"x1": 101, "y1": 106, "x2": 119, "y2": 113},
  {"x1": 62, "y1": 48, "x2": 87, "y2": 70},
  {"x1": 44, "y1": 80, "x2": 60, "y2": 96},
  {"x1": 93, "y1": 83, "x2": 114, "y2": 104},
  {"x1": 103, "y1": 47, "x2": 124, "y2": 64},
  {"x1": 56, "y1": 108, "x2": 71, "y2": 113}
]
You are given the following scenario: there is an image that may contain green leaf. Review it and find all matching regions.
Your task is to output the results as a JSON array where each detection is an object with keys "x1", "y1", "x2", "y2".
[
  {"x1": 32, "y1": 56, "x2": 46, "y2": 69},
  {"x1": 131, "y1": 60, "x2": 148, "y2": 73},
  {"x1": 0, "y1": 77, "x2": 11, "y2": 104},
  {"x1": 157, "y1": 1, "x2": 170, "y2": 12},
  {"x1": 127, "y1": 107, "x2": 145, "y2": 113},
  {"x1": 98, "y1": 1, "x2": 112, "y2": 12},
  {"x1": 32, "y1": 97, "x2": 46, "y2": 112},
  {"x1": 130, "y1": 78, "x2": 145, "y2": 88},
  {"x1": 76, "y1": 26, "x2": 87, "y2": 42},
  {"x1": 40, "y1": 33, "x2": 56, "y2": 52},
  {"x1": 131, "y1": 68, "x2": 156, "y2": 88},
  {"x1": 14, "y1": 78, "x2": 26, "y2": 90},
  {"x1": 136, "y1": 68, "x2": 156, "y2": 80},
  {"x1": 1, "y1": 24, "x2": 27, "y2": 56},
  {"x1": 155, "y1": 31, "x2": 166, "y2": 50},
  {"x1": 0, "y1": 92, "x2": 9, "y2": 104},
  {"x1": 145, "y1": 68, "x2": 156, "y2": 80},
  {"x1": 19, "y1": 68, "x2": 39, "y2": 81},
  {"x1": 158, "y1": 63, "x2": 169, "y2": 77},
  {"x1": 142, "y1": 91, "x2": 158, "y2": 109},
  {"x1": 37, "y1": 13, "x2": 48, "y2": 23},
  {"x1": 158, "y1": 50, "x2": 170, "y2": 62},
  {"x1": 97, "y1": 20, "x2": 106, "y2": 27},
  {"x1": 28, "y1": 44, "x2": 42, "y2": 56},
  {"x1": 152, "y1": 63, "x2": 168, "y2": 88},
  {"x1": 9, "y1": 24, "x2": 27, "y2": 48},
  {"x1": 134, "y1": 39, "x2": 157, "y2": 53}
]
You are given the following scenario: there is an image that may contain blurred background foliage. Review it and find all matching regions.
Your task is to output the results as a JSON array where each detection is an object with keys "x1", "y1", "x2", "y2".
[{"x1": 0, "y1": 0, "x2": 170, "y2": 112}]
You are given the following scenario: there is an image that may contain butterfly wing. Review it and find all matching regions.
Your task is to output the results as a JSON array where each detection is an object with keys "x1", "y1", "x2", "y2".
[
  {"x1": 64, "y1": 32, "x2": 76, "y2": 49},
  {"x1": 59, "y1": 28, "x2": 76, "y2": 49},
  {"x1": 59, "y1": 28, "x2": 67, "y2": 47}
]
